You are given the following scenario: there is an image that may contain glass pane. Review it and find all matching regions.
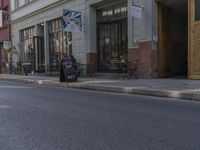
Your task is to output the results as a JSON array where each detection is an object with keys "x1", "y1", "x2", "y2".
[
  {"x1": 47, "y1": 18, "x2": 72, "y2": 71},
  {"x1": 196, "y1": 0, "x2": 200, "y2": 20},
  {"x1": 21, "y1": 26, "x2": 35, "y2": 66},
  {"x1": 97, "y1": 20, "x2": 127, "y2": 73}
]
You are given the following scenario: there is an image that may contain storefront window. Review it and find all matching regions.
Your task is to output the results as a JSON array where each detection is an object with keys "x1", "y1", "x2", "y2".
[
  {"x1": 21, "y1": 27, "x2": 35, "y2": 67},
  {"x1": 97, "y1": 2, "x2": 128, "y2": 73},
  {"x1": 48, "y1": 18, "x2": 71, "y2": 71}
]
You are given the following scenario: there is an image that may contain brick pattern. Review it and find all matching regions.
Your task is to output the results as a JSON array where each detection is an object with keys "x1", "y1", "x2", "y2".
[
  {"x1": 0, "y1": 0, "x2": 9, "y2": 42},
  {"x1": 0, "y1": 27, "x2": 9, "y2": 42},
  {"x1": 0, "y1": 0, "x2": 10, "y2": 73},
  {"x1": 86, "y1": 53, "x2": 97, "y2": 74},
  {"x1": 128, "y1": 41, "x2": 158, "y2": 78}
]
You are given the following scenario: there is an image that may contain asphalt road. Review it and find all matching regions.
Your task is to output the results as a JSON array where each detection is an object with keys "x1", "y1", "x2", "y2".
[{"x1": 0, "y1": 80, "x2": 200, "y2": 150}]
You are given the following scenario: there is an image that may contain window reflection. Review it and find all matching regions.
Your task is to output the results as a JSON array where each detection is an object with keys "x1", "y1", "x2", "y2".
[
  {"x1": 48, "y1": 18, "x2": 72, "y2": 71},
  {"x1": 97, "y1": 2, "x2": 128, "y2": 73},
  {"x1": 21, "y1": 27, "x2": 35, "y2": 69}
]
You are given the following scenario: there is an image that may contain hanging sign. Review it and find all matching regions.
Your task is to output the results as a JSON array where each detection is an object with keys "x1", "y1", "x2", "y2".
[
  {"x1": 131, "y1": 5, "x2": 143, "y2": 19},
  {"x1": 63, "y1": 9, "x2": 82, "y2": 32}
]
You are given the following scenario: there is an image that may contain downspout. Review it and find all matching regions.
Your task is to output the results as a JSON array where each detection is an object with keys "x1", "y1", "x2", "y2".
[{"x1": 8, "y1": 2, "x2": 12, "y2": 63}]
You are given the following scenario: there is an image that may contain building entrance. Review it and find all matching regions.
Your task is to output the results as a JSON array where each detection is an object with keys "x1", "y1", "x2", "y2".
[
  {"x1": 97, "y1": 20, "x2": 127, "y2": 72},
  {"x1": 158, "y1": 0, "x2": 188, "y2": 77},
  {"x1": 188, "y1": 0, "x2": 200, "y2": 79},
  {"x1": 96, "y1": 2, "x2": 128, "y2": 73}
]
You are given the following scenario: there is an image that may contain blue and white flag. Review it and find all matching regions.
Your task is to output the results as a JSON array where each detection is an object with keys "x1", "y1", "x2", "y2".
[{"x1": 63, "y1": 9, "x2": 82, "y2": 32}]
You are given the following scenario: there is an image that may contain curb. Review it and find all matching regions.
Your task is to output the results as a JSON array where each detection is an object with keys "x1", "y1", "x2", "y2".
[{"x1": 1, "y1": 77, "x2": 200, "y2": 101}]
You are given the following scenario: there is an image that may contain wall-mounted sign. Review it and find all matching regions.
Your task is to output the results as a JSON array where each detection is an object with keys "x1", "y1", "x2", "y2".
[
  {"x1": 63, "y1": 9, "x2": 82, "y2": 32},
  {"x1": 3, "y1": 41, "x2": 11, "y2": 49},
  {"x1": 0, "y1": 10, "x2": 2, "y2": 27},
  {"x1": 131, "y1": 5, "x2": 143, "y2": 19},
  {"x1": 152, "y1": 41, "x2": 158, "y2": 51}
]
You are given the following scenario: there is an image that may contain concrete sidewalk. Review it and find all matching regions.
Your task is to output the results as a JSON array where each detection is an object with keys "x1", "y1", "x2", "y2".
[{"x1": 1, "y1": 74, "x2": 200, "y2": 101}]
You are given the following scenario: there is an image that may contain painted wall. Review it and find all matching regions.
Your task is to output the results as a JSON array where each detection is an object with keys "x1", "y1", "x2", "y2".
[
  {"x1": 128, "y1": 0, "x2": 154, "y2": 48},
  {"x1": 10, "y1": 0, "x2": 62, "y2": 21},
  {"x1": 128, "y1": 0, "x2": 158, "y2": 78}
]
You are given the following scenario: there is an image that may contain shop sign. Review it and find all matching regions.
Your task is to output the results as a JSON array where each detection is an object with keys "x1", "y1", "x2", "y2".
[
  {"x1": 3, "y1": 41, "x2": 11, "y2": 50},
  {"x1": 63, "y1": 9, "x2": 82, "y2": 32}
]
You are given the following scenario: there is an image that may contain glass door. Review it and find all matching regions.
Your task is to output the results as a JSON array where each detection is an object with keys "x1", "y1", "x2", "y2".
[
  {"x1": 33, "y1": 36, "x2": 45, "y2": 72},
  {"x1": 97, "y1": 21, "x2": 122, "y2": 73}
]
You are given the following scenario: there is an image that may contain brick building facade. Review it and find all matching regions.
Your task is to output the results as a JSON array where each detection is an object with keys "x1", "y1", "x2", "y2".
[
  {"x1": 11, "y1": 0, "x2": 152, "y2": 77},
  {"x1": 10, "y1": 0, "x2": 198, "y2": 79},
  {"x1": 0, "y1": 0, "x2": 10, "y2": 73}
]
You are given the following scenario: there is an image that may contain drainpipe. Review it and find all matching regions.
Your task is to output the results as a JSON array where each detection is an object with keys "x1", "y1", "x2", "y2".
[{"x1": 2, "y1": 6, "x2": 12, "y2": 73}]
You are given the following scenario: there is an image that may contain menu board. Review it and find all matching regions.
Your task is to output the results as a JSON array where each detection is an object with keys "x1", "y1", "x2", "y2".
[{"x1": 62, "y1": 58, "x2": 77, "y2": 82}]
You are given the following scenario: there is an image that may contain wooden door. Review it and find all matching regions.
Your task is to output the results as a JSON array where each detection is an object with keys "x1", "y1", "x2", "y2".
[
  {"x1": 158, "y1": 4, "x2": 173, "y2": 77},
  {"x1": 188, "y1": 0, "x2": 200, "y2": 79}
]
